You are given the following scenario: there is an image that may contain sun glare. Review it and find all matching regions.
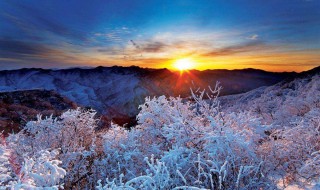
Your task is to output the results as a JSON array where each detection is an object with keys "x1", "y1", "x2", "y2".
[{"x1": 174, "y1": 58, "x2": 195, "y2": 71}]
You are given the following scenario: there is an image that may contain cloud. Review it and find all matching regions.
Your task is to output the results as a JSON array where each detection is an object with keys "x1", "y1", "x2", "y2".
[
  {"x1": 0, "y1": 38, "x2": 84, "y2": 65},
  {"x1": 202, "y1": 41, "x2": 268, "y2": 57},
  {"x1": 93, "y1": 26, "x2": 134, "y2": 44},
  {"x1": 95, "y1": 32, "x2": 123, "y2": 42},
  {"x1": 0, "y1": 39, "x2": 55, "y2": 59},
  {"x1": 126, "y1": 57, "x2": 172, "y2": 68},
  {"x1": 140, "y1": 41, "x2": 167, "y2": 52},
  {"x1": 3, "y1": 2, "x2": 87, "y2": 42},
  {"x1": 248, "y1": 34, "x2": 258, "y2": 40},
  {"x1": 0, "y1": 38, "x2": 122, "y2": 69}
]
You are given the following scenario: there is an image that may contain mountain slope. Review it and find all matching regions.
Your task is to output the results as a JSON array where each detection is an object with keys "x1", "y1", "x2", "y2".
[
  {"x1": 220, "y1": 66, "x2": 320, "y2": 126},
  {"x1": 0, "y1": 66, "x2": 296, "y2": 120},
  {"x1": 0, "y1": 89, "x2": 77, "y2": 134}
]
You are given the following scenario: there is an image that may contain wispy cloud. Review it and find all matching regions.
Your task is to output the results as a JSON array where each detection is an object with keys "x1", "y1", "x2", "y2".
[
  {"x1": 247, "y1": 34, "x2": 259, "y2": 40},
  {"x1": 94, "y1": 32, "x2": 123, "y2": 42},
  {"x1": 140, "y1": 41, "x2": 167, "y2": 52},
  {"x1": 3, "y1": 3, "x2": 87, "y2": 42},
  {"x1": 0, "y1": 38, "x2": 88, "y2": 67},
  {"x1": 0, "y1": 39, "x2": 57, "y2": 59},
  {"x1": 92, "y1": 26, "x2": 133, "y2": 44},
  {"x1": 202, "y1": 41, "x2": 268, "y2": 57}
]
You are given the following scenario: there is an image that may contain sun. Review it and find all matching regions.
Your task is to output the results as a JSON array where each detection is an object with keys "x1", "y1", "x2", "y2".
[{"x1": 174, "y1": 58, "x2": 195, "y2": 71}]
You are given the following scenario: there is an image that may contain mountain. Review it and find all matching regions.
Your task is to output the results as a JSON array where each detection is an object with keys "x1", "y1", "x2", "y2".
[
  {"x1": 220, "y1": 66, "x2": 320, "y2": 126},
  {"x1": 0, "y1": 66, "x2": 296, "y2": 123},
  {"x1": 0, "y1": 89, "x2": 77, "y2": 134}
]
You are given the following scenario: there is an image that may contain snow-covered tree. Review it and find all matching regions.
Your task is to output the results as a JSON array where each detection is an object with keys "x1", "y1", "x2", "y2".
[
  {"x1": 2, "y1": 75, "x2": 320, "y2": 189},
  {"x1": 11, "y1": 149, "x2": 66, "y2": 189},
  {"x1": 0, "y1": 139, "x2": 16, "y2": 188},
  {"x1": 6, "y1": 108, "x2": 98, "y2": 189},
  {"x1": 95, "y1": 83, "x2": 274, "y2": 189}
]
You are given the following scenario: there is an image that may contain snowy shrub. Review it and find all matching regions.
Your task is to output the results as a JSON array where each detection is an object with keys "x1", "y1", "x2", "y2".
[
  {"x1": 0, "y1": 140, "x2": 65, "y2": 189},
  {"x1": 6, "y1": 108, "x2": 98, "y2": 189},
  {"x1": 94, "y1": 124, "x2": 145, "y2": 183},
  {"x1": 259, "y1": 116, "x2": 320, "y2": 186},
  {"x1": 95, "y1": 83, "x2": 274, "y2": 189},
  {"x1": 0, "y1": 141, "x2": 16, "y2": 189},
  {"x1": 2, "y1": 78, "x2": 320, "y2": 189},
  {"x1": 11, "y1": 149, "x2": 65, "y2": 189}
]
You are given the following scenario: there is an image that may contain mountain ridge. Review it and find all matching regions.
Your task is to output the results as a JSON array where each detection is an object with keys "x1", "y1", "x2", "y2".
[
  {"x1": 0, "y1": 65, "x2": 308, "y2": 124},
  {"x1": 220, "y1": 65, "x2": 320, "y2": 126},
  {"x1": 0, "y1": 65, "x2": 302, "y2": 74}
]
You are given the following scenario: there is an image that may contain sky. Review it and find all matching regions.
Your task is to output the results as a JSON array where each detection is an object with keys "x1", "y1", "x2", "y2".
[{"x1": 0, "y1": 0, "x2": 319, "y2": 72}]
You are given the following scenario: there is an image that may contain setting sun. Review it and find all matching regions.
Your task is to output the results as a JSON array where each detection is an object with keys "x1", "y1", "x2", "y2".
[{"x1": 174, "y1": 58, "x2": 195, "y2": 71}]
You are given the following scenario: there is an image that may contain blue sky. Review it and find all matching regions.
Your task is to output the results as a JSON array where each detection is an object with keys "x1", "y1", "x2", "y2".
[{"x1": 0, "y1": 0, "x2": 319, "y2": 71}]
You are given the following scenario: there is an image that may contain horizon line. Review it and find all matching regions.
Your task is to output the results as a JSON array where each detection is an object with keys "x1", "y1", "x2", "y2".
[{"x1": 1, "y1": 64, "x2": 319, "y2": 73}]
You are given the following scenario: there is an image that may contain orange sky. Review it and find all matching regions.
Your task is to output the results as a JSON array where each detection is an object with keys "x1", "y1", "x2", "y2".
[{"x1": 1, "y1": 1, "x2": 319, "y2": 72}]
